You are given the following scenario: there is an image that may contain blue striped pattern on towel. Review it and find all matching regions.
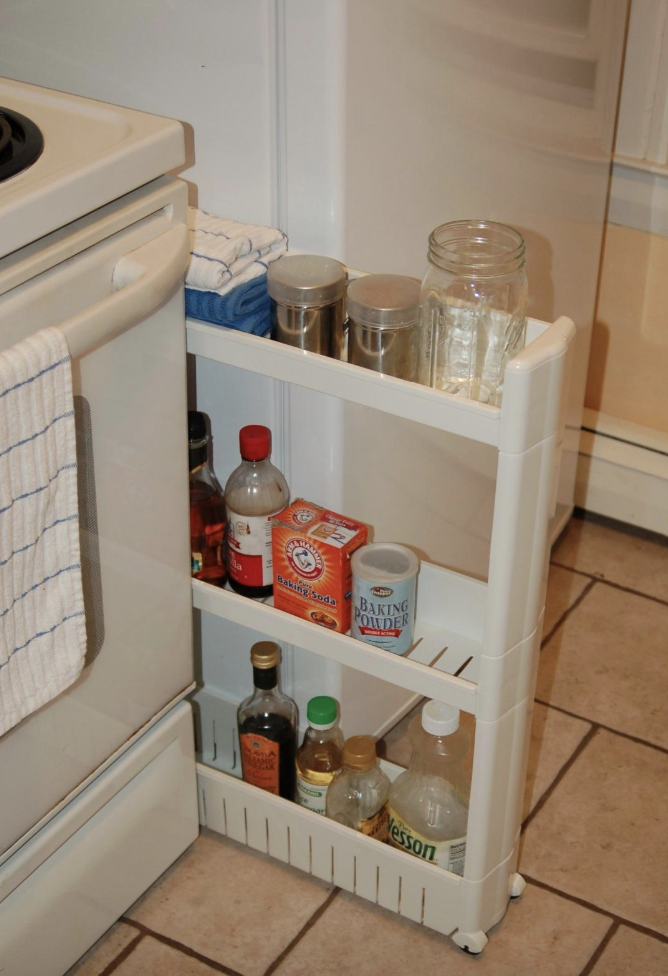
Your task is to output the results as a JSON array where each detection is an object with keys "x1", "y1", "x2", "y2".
[{"x1": 0, "y1": 326, "x2": 86, "y2": 736}]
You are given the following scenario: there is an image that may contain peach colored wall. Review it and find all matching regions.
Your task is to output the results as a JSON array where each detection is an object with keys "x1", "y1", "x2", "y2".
[{"x1": 586, "y1": 222, "x2": 668, "y2": 433}]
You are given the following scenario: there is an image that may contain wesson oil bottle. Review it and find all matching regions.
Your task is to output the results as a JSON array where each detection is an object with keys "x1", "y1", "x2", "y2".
[
  {"x1": 388, "y1": 700, "x2": 469, "y2": 876},
  {"x1": 295, "y1": 696, "x2": 344, "y2": 815},
  {"x1": 237, "y1": 642, "x2": 298, "y2": 800}
]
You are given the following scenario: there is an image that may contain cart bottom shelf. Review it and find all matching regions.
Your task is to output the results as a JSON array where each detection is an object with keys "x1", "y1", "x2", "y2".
[{"x1": 196, "y1": 761, "x2": 517, "y2": 946}]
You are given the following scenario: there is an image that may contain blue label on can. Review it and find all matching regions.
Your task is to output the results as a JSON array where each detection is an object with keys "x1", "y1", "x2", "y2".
[{"x1": 351, "y1": 575, "x2": 417, "y2": 655}]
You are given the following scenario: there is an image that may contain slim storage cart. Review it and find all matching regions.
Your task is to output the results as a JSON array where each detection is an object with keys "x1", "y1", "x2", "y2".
[{"x1": 186, "y1": 310, "x2": 576, "y2": 954}]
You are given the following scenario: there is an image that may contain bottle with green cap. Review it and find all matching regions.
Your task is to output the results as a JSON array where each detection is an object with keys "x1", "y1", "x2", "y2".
[
  {"x1": 387, "y1": 700, "x2": 470, "y2": 876},
  {"x1": 295, "y1": 696, "x2": 345, "y2": 815},
  {"x1": 325, "y1": 735, "x2": 390, "y2": 841}
]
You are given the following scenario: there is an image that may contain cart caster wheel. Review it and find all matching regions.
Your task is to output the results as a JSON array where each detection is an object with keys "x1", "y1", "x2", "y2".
[
  {"x1": 453, "y1": 930, "x2": 489, "y2": 954},
  {"x1": 509, "y1": 872, "x2": 527, "y2": 898}
]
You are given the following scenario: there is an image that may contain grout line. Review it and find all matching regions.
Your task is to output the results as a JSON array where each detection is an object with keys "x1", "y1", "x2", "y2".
[
  {"x1": 550, "y1": 561, "x2": 668, "y2": 609},
  {"x1": 525, "y1": 876, "x2": 668, "y2": 946},
  {"x1": 522, "y1": 725, "x2": 599, "y2": 833},
  {"x1": 535, "y1": 699, "x2": 668, "y2": 758},
  {"x1": 577, "y1": 920, "x2": 620, "y2": 976},
  {"x1": 96, "y1": 932, "x2": 145, "y2": 976},
  {"x1": 261, "y1": 888, "x2": 341, "y2": 976},
  {"x1": 540, "y1": 577, "x2": 597, "y2": 648},
  {"x1": 120, "y1": 918, "x2": 246, "y2": 976}
]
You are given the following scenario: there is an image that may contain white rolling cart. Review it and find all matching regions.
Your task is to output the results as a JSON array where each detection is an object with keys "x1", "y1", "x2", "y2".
[{"x1": 186, "y1": 311, "x2": 575, "y2": 954}]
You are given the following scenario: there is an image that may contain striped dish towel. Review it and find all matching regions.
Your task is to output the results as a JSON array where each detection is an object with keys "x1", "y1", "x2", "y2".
[
  {"x1": 186, "y1": 208, "x2": 287, "y2": 295},
  {"x1": 0, "y1": 326, "x2": 86, "y2": 737}
]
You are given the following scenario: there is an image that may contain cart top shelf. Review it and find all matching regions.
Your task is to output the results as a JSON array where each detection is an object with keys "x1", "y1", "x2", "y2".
[{"x1": 186, "y1": 316, "x2": 575, "y2": 453}]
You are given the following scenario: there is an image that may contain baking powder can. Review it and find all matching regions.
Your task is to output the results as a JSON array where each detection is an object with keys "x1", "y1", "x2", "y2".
[{"x1": 351, "y1": 543, "x2": 419, "y2": 655}]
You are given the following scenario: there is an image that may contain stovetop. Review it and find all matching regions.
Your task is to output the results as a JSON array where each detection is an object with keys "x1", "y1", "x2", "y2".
[
  {"x1": 0, "y1": 76, "x2": 185, "y2": 260},
  {"x1": 0, "y1": 108, "x2": 44, "y2": 183}
]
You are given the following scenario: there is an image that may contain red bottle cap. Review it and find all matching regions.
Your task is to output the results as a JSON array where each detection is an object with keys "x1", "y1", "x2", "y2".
[{"x1": 239, "y1": 425, "x2": 271, "y2": 461}]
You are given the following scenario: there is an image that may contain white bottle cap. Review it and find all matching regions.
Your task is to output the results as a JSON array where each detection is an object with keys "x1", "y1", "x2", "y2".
[{"x1": 421, "y1": 700, "x2": 460, "y2": 736}]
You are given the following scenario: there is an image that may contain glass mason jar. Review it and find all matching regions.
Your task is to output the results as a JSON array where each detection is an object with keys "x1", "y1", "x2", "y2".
[{"x1": 418, "y1": 221, "x2": 528, "y2": 406}]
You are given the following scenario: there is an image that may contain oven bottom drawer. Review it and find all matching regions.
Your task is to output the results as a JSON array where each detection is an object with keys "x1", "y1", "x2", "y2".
[{"x1": 0, "y1": 702, "x2": 198, "y2": 976}]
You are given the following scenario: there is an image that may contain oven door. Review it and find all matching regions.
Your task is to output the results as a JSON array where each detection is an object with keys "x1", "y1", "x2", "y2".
[{"x1": 0, "y1": 181, "x2": 194, "y2": 860}]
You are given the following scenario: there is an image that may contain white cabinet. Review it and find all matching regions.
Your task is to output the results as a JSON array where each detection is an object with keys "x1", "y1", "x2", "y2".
[{"x1": 187, "y1": 311, "x2": 575, "y2": 953}]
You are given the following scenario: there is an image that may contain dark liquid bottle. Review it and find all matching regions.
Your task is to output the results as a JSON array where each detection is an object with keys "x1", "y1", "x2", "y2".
[
  {"x1": 237, "y1": 641, "x2": 298, "y2": 800},
  {"x1": 189, "y1": 411, "x2": 227, "y2": 587}
]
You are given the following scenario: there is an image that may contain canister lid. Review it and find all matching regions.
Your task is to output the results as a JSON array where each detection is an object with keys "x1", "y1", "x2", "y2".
[
  {"x1": 250, "y1": 641, "x2": 280, "y2": 669},
  {"x1": 346, "y1": 274, "x2": 420, "y2": 328},
  {"x1": 343, "y1": 735, "x2": 377, "y2": 771},
  {"x1": 267, "y1": 254, "x2": 347, "y2": 307},
  {"x1": 351, "y1": 543, "x2": 419, "y2": 585}
]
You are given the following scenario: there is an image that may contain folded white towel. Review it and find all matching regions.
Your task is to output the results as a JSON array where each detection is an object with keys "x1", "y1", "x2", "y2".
[
  {"x1": 186, "y1": 208, "x2": 287, "y2": 295},
  {"x1": 0, "y1": 326, "x2": 86, "y2": 737}
]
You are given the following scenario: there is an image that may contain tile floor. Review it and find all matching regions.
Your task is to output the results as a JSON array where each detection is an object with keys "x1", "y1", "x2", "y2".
[{"x1": 68, "y1": 514, "x2": 668, "y2": 976}]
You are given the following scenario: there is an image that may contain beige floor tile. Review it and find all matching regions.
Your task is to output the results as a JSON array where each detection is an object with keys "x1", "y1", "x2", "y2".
[
  {"x1": 66, "y1": 921, "x2": 139, "y2": 975},
  {"x1": 543, "y1": 564, "x2": 591, "y2": 637},
  {"x1": 552, "y1": 517, "x2": 668, "y2": 603},
  {"x1": 522, "y1": 703, "x2": 591, "y2": 819},
  {"x1": 536, "y1": 583, "x2": 668, "y2": 748},
  {"x1": 273, "y1": 884, "x2": 610, "y2": 976},
  {"x1": 381, "y1": 700, "x2": 591, "y2": 820},
  {"x1": 588, "y1": 926, "x2": 668, "y2": 976},
  {"x1": 521, "y1": 730, "x2": 668, "y2": 934},
  {"x1": 106, "y1": 936, "x2": 222, "y2": 975},
  {"x1": 127, "y1": 829, "x2": 332, "y2": 976}
]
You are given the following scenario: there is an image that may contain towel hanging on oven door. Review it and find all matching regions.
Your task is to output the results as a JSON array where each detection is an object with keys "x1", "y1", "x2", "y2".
[{"x1": 0, "y1": 325, "x2": 87, "y2": 737}]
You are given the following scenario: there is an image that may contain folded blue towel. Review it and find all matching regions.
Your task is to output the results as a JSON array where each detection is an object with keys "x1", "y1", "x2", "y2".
[
  {"x1": 187, "y1": 276, "x2": 270, "y2": 323},
  {"x1": 186, "y1": 288, "x2": 271, "y2": 337}
]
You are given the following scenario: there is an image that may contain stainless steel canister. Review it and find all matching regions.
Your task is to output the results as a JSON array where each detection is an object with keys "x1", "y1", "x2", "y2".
[
  {"x1": 268, "y1": 254, "x2": 347, "y2": 358},
  {"x1": 347, "y1": 274, "x2": 421, "y2": 381}
]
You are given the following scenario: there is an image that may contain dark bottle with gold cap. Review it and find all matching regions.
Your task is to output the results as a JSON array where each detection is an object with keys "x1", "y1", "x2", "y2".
[{"x1": 237, "y1": 641, "x2": 298, "y2": 800}]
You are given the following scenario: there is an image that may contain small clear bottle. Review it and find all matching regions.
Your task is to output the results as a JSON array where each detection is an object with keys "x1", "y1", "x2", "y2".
[
  {"x1": 188, "y1": 411, "x2": 226, "y2": 587},
  {"x1": 295, "y1": 696, "x2": 345, "y2": 815},
  {"x1": 224, "y1": 425, "x2": 289, "y2": 598},
  {"x1": 388, "y1": 700, "x2": 469, "y2": 876},
  {"x1": 237, "y1": 641, "x2": 298, "y2": 800},
  {"x1": 326, "y1": 735, "x2": 390, "y2": 841}
]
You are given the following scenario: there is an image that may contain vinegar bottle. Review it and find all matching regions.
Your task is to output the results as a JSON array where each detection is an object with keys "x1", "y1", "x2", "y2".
[
  {"x1": 224, "y1": 425, "x2": 289, "y2": 598},
  {"x1": 388, "y1": 700, "x2": 470, "y2": 876},
  {"x1": 188, "y1": 411, "x2": 226, "y2": 587},
  {"x1": 326, "y1": 736, "x2": 390, "y2": 841},
  {"x1": 237, "y1": 641, "x2": 298, "y2": 800},
  {"x1": 295, "y1": 696, "x2": 344, "y2": 815}
]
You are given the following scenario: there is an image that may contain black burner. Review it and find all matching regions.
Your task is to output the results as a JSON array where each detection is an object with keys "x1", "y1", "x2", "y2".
[{"x1": 0, "y1": 108, "x2": 44, "y2": 183}]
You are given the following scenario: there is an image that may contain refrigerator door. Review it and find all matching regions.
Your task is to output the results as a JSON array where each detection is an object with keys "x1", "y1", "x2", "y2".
[{"x1": 0, "y1": 182, "x2": 193, "y2": 859}]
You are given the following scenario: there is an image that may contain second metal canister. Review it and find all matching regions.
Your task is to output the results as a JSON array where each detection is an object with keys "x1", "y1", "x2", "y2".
[
  {"x1": 347, "y1": 274, "x2": 421, "y2": 381},
  {"x1": 268, "y1": 254, "x2": 347, "y2": 359}
]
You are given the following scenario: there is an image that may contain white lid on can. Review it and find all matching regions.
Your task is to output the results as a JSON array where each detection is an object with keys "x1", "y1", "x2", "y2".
[
  {"x1": 421, "y1": 700, "x2": 460, "y2": 736},
  {"x1": 351, "y1": 542, "x2": 419, "y2": 584}
]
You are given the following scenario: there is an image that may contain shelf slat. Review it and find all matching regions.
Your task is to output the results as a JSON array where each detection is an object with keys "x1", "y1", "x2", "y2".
[
  {"x1": 192, "y1": 560, "x2": 485, "y2": 714},
  {"x1": 186, "y1": 318, "x2": 501, "y2": 445}
]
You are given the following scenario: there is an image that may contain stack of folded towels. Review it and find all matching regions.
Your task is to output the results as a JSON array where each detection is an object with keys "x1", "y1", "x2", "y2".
[{"x1": 185, "y1": 208, "x2": 288, "y2": 336}]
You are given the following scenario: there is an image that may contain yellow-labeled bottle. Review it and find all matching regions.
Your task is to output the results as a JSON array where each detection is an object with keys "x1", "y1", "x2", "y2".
[{"x1": 295, "y1": 696, "x2": 344, "y2": 816}]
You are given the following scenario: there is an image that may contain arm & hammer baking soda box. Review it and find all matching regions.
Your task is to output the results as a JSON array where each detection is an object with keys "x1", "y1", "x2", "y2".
[{"x1": 272, "y1": 499, "x2": 368, "y2": 632}]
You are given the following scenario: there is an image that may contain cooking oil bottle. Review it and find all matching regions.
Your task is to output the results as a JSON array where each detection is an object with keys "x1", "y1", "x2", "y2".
[
  {"x1": 295, "y1": 696, "x2": 344, "y2": 815},
  {"x1": 388, "y1": 700, "x2": 469, "y2": 875}
]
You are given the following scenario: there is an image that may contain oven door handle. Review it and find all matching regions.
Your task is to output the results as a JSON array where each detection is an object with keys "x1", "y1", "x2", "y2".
[{"x1": 60, "y1": 223, "x2": 190, "y2": 359}]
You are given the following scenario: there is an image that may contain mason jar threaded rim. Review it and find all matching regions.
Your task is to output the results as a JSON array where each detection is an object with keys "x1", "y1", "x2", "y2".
[{"x1": 427, "y1": 220, "x2": 526, "y2": 277}]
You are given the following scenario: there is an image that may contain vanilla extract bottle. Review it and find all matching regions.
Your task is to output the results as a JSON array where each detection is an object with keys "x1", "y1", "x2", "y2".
[{"x1": 237, "y1": 642, "x2": 298, "y2": 800}]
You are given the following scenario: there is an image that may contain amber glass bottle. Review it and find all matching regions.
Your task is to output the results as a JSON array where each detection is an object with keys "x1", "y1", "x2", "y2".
[{"x1": 188, "y1": 411, "x2": 226, "y2": 587}]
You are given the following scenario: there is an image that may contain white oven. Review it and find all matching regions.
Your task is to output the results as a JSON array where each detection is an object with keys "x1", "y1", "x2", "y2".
[{"x1": 0, "y1": 78, "x2": 198, "y2": 974}]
